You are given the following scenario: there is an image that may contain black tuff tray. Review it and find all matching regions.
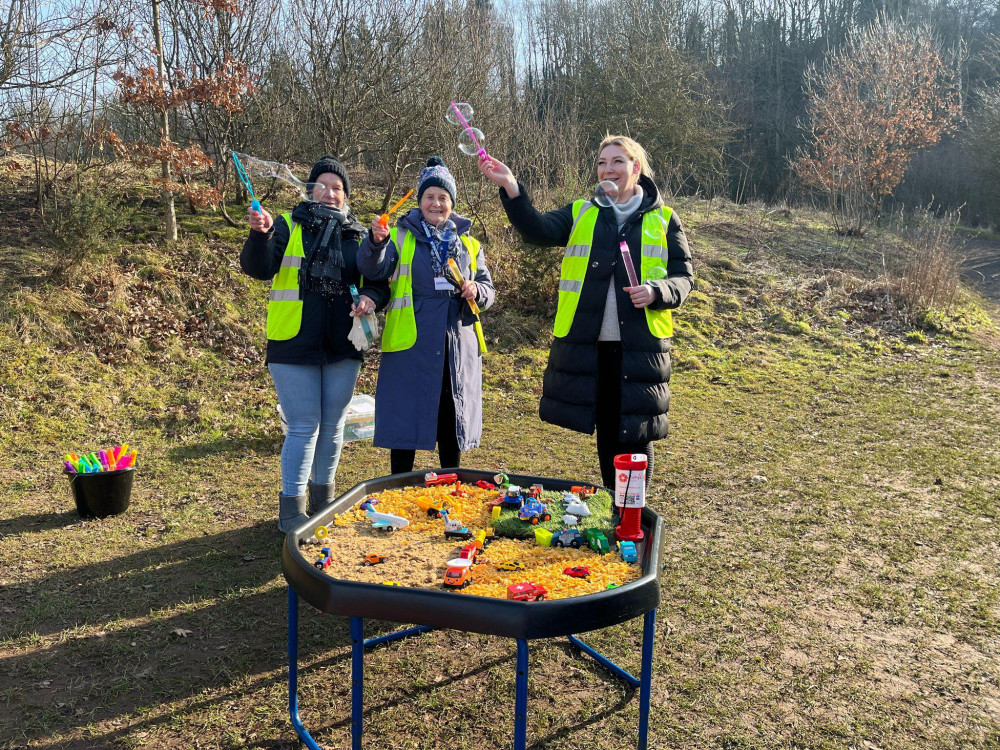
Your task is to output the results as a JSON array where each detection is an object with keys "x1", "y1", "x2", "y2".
[{"x1": 282, "y1": 469, "x2": 662, "y2": 640}]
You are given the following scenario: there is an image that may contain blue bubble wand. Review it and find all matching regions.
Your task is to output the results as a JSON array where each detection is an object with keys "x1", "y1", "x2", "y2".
[{"x1": 231, "y1": 151, "x2": 261, "y2": 214}]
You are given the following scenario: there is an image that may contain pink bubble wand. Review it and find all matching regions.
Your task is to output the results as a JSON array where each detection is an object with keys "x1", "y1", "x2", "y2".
[{"x1": 449, "y1": 101, "x2": 488, "y2": 160}]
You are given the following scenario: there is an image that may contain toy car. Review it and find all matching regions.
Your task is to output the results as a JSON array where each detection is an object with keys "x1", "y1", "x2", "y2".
[
  {"x1": 361, "y1": 553, "x2": 387, "y2": 566},
  {"x1": 475, "y1": 479, "x2": 496, "y2": 490},
  {"x1": 506, "y1": 581, "x2": 548, "y2": 602},
  {"x1": 415, "y1": 494, "x2": 450, "y2": 518},
  {"x1": 586, "y1": 528, "x2": 610, "y2": 554},
  {"x1": 518, "y1": 499, "x2": 552, "y2": 524},
  {"x1": 500, "y1": 485, "x2": 527, "y2": 508},
  {"x1": 443, "y1": 565, "x2": 473, "y2": 589},
  {"x1": 459, "y1": 542, "x2": 479, "y2": 561},
  {"x1": 496, "y1": 560, "x2": 525, "y2": 572},
  {"x1": 425, "y1": 471, "x2": 459, "y2": 487},
  {"x1": 441, "y1": 511, "x2": 474, "y2": 540},
  {"x1": 563, "y1": 566, "x2": 590, "y2": 579},
  {"x1": 314, "y1": 547, "x2": 333, "y2": 570},
  {"x1": 618, "y1": 540, "x2": 638, "y2": 563},
  {"x1": 551, "y1": 528, "x2": 586, "y2": 548},
  {"x1": 381, "y1": 580, "x2": 403, "y2": 587}
]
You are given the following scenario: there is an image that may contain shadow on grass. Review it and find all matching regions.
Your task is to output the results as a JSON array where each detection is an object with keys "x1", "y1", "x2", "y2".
[
  {"x1": 0, "y1": 509, "x2": 85, "y2": 536},
  {"x1": 0, "y1": 521, "x2": 352, "y2": 748}
]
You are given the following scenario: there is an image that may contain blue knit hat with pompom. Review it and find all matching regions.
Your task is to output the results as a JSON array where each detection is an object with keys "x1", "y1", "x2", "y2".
[{"x1": 416, "y1": 156, "x2": 456, "y2": 204}]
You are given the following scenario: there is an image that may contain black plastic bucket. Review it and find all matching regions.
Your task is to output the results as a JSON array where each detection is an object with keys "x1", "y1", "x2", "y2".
[{"x1": 66, "y1": 468, "x2": 135, "y2": 518}]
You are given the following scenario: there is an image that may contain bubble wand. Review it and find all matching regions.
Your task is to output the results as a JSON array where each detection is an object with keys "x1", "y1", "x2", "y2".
[
  {"x1": 378, "y1": 189, "x2": 414, "y2": 229},
  {"x1": 448, "y1": 102, "x2": 487, "y2": 160},
  {"x1": 231, "y1": 151, "x2": 261, "y2": 214},
  {"x1": 445, "y1": 258, "x2": 488, "y2": 354}
]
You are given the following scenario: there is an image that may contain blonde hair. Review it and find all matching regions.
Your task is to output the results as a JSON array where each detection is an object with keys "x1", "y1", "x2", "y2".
[{"x1": 597, "y1": 134, "x2": 654, "y2": 178}]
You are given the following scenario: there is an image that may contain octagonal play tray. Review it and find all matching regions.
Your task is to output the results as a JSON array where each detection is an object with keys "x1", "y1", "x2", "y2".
[{"x1": 282, "y1": 468, "x2": 663, "y2": 640}]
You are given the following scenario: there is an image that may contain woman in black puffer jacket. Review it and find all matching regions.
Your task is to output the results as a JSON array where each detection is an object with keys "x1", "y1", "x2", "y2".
[
  {"x1": 241, "y1": 156, "x2": 389, "y2": 531},
  {"x1": 479, "y1": 136, "x2": 693, "y2": 491}
]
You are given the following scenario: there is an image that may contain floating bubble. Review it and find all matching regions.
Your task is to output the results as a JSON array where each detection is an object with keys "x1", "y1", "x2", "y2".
[
  {"x1": 642, "y1": 213, "x2": 670, "y2": 242},
  {"x1": 458, "y1": 127, "x2": 486, "y2": 157},
  {"x1": 436, "y1": 218, "x2": 458, "y2": 247},
  {"x1": 446, "y1": 102, "x2": 475, "y2": 127},
  {"x1": 593, "y1": 180, "x2": 619, "y2": 208}
]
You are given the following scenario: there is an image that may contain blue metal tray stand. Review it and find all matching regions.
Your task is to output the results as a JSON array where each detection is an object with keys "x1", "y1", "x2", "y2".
[{"x1": 287, "y1": 587, "x2": 656, "y2": 750}]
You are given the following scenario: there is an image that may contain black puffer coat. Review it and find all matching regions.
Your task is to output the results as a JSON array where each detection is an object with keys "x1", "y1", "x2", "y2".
[
  {"x1": 240, "y1": 207, "x2": 390, "y2": 365},
  {"x1": 499, "y1": 175, "x2": 693, "y2": 442}
]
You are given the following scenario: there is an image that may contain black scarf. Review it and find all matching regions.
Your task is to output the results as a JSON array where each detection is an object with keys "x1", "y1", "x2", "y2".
[{"x1": 292, "y1": 201, "x2": 358, "y2": 298}]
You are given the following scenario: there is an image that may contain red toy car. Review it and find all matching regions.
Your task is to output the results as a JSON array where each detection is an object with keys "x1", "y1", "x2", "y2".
[
  {"x1": 475, "y1": 480, "x2": 496, "y2": 490},
  {"x1": 563, "y1": 566, "x2": 590, "y2": 579},
  {"x1": 425, "y1": 471, "x2": 459, "y2": 487},
  {"x1": 507, "y1": 581, "x2": 548, "y2": 602},
  {"x1": 459, "y1": 542, "x2": 479, "y2": 561}
]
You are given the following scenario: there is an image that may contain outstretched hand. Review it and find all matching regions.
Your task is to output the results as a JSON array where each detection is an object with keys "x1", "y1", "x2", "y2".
[
  {"x1": 371, "y1": 217, "x2": 389, "y2": 244},
  {"x1": 477, "y1": 156, "x2": 520, "y2": 198},
  {"x1": 248, "y1": 206, "x2": 273, "y2": 233}
]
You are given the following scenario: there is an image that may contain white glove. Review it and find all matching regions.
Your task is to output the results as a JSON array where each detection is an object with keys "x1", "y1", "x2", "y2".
[{"x1": 348, "y1": 312, "x2": 379, "y2": 351}]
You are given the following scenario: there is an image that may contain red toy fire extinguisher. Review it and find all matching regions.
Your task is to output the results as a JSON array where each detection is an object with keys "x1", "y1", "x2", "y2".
[{"x1": 614, "y1": 453, "x2": 646, "y2": 543}]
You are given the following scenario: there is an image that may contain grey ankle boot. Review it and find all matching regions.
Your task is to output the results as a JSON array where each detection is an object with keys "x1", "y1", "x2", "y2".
[
  {"x1": 278, "y1": 493, "x2": 308, "y2": 533},
  {"x1": 307, "y1": 482, "x2": 335, "y2": 515}
]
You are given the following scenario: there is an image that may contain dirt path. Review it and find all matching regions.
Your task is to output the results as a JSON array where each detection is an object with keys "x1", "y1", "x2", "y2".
[{"x1": 961, "y1": 238, "x2": 1000, "y2": 303}]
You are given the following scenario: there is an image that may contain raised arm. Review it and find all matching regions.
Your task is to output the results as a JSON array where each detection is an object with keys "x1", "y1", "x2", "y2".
[{"x1": 478, "y1": 156, "x2": 574, "y2": 248}]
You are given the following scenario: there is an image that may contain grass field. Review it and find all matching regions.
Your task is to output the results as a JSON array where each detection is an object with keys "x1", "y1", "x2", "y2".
[{"x1": 1, "y1": 170, "x2": 999, "y2": 749}]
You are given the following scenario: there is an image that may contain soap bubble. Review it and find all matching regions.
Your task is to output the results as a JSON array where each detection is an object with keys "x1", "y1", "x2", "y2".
[
  {"x1": 642, "y1": 212, "x2": 670, "y2": 242},
  {"x1": 435, "y1": 218, "x2": 458, "y2": 247},
  {"x1": 593, "y1": 180, "x2": 619, "y2": 208},
  {"x1": 445, "y1": 102, "x2": 475, "y2": 127},
  {"x1": 458, "y1": 127, "x2": 486, "y2": 157}
]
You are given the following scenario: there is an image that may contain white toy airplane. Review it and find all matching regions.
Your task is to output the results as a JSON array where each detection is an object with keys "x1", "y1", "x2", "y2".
[{"x1": 365, "y1": 508, "x2": 410, "y2": 532}]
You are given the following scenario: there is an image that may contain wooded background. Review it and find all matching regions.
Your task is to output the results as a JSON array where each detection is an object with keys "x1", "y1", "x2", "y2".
[{"x1": 4, "y1": 0, "x2": 999, "y2": 232}]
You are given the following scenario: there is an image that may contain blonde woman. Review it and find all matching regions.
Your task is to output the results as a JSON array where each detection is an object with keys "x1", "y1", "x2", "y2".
[{"x1": 479, "y1": 136, "x2": 693, "y2": 490}]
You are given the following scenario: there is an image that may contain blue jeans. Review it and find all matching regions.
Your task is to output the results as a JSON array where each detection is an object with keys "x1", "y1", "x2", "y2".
[{"x1": 269, "y1": 359, "x2": 362, "y2": 496}]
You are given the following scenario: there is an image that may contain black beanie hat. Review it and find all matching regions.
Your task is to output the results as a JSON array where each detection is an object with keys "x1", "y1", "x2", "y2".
[
  {"x1": 416, "y1": 156, "x2": 457, "y2": 204},
  {"x1": 308, "y1": 155, "x2": 351, "y2": 196}
]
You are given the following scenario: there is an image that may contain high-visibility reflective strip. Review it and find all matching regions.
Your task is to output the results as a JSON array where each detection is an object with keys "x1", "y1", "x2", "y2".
[
  {"x1": 388, "y1": 296, "x2": 412, "y2": 310},
  {"x1": 269, "y1": 289, "x2": 300, "y2": 302},
  {"x1": 565, "y1": 244, "x2": 590, "y2": 257},
  {"x1": 279, "y1": 255, "x2": 302, "y2": 268},
  {"x1": 398, "y1": 263, "x2": 410, "y2": 276},
  {"x1": 558, "y1": 279, "x2": 582, "y2": 293},
  {"x1": 640, "y1": 243, "x2": 662, "y2": 260}
]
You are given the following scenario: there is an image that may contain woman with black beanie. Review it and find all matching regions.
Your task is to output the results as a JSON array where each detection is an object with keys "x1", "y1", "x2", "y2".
[{"x1": 241, "y1": 155, "x2": 390, "y2": 531}]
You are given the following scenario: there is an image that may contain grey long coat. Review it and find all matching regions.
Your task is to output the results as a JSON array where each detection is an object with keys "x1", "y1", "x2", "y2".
[{"x1": 357, "y1": 209, "x2": 495, "y2": 451}]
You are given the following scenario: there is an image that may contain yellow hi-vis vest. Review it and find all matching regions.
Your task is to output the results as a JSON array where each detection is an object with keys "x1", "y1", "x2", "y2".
[
  {"x1": 382, "y1": 227, "x2": 488, "y2": 354},
  {"x1": 266, "y1": 213, "x2": 306, "y2": 340},
  {"x1": 552, "y1": 200, "x2": 674, "y2": 339}
]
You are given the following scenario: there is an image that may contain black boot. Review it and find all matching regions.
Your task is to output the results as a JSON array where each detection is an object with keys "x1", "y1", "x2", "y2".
[{"x1": 307, "y1": 482, "x2": 335, "y2": 515}]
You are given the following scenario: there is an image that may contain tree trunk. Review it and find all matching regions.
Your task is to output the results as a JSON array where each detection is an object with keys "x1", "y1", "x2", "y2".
[{"x1": 151, "y1": 0, "x2": 177, "y2": 242}]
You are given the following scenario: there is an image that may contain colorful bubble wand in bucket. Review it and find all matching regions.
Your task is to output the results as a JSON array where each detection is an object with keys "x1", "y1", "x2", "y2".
[
  {"x1": 231, "y1": 151, "x2": 261, "y2": 215},
  {"x1": 63, "y1": 444, "x2": 137, "y2": 473},
  {"x1": 445, "y1": 102, "x2": 488, "y2": 160},
  {"x1": 377, "y1": 189, "x2": 414, "y2": 229}
]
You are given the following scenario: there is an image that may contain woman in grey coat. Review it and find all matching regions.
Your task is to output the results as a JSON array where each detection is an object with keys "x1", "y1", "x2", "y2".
[{"x1": 358, "y1": 156, "x2": 495, "y2": 473}]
